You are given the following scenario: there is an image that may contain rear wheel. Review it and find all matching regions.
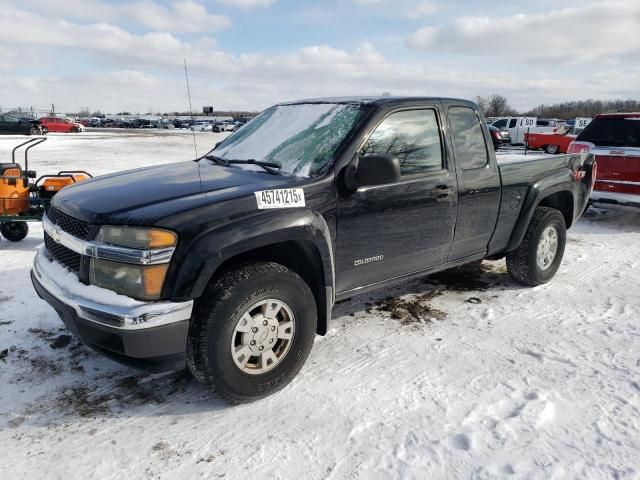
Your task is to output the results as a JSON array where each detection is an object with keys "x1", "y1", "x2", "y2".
[
  {"x1": 506, "y1": 207, "x2": 566, "y2": 286},
  {"x1": 1, "y1": 221, "x2": 29, "y2": 242},
  {"x1": 29, "y1": 126, "x2": 41, "y2": 136},
  {"x1": 186, "y1": 262, "x2": 317, "y2": 404},
  {"x1": 545, "y1": 144, "x2": 559, "y2": 154}
]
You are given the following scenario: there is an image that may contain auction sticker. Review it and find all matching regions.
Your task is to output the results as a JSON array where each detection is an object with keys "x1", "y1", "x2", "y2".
[{"x1": 255, "y1": 188, "x2": 306, "y2": 209}]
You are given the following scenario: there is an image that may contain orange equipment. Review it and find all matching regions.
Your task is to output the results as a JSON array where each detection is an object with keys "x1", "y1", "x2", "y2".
[{"x1": 0, "y1": 138, "x2": 92, "y2": 243}]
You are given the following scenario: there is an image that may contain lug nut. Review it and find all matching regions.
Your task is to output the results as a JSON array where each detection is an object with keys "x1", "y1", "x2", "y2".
[
  {"x1": 263, "y1": 320, "x2": 268, "y2": 326},
  {"x1": 259, "y1": 346, "x2": 264, "y2": 351},
  {"x1": 250, "y1": 340, "x2": 256, "y2": 346},
  {"x1": 252, "y1": 327, "x2": 258, "y2": 333},
  {"x1": 269, "y1": 339, "x2": 274, "y2": 343},
  {"x1": 271, "y1": 326, "x2": 276, "y2": 331}
]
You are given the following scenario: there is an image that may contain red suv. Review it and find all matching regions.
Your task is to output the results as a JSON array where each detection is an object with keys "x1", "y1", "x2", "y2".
[
  {"x1": 39, "y1": 117, "x2": 85, "y2": 133},
  {"x1": 569, "y1": 113, "x2": 640, "y2": 208}
]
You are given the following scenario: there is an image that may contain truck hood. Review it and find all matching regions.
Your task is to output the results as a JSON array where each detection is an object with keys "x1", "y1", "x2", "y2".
[{"x1": 52, "y1": 160, "x2": 291, "y2": 224}]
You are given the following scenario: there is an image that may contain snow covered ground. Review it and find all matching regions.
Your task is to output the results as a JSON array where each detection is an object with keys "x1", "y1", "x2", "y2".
[{"x1": 1, "y1": 132, "x2": 639, "y2": 479}]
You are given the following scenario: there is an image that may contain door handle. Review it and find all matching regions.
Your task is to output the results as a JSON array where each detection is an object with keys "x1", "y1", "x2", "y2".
[{"x1": 433, "y1": 185, "x2": 453, "y2": 200}]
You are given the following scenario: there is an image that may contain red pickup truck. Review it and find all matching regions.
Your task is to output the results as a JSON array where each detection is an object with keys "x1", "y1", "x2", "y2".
[
  {"x1": 526, "y1": 127, "x2": 578, "y2": 154},
  {"x1": 569, "y1": 113, "x2": 640, "y2": 208}
]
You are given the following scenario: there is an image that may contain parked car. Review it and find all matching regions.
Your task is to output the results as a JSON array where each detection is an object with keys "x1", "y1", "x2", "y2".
[
  {"x1": 39, "y1": 117, "x2": 85, "y2": 133},
  {"x1": 492, "y1": 117, "x2": 557, "y2": 145},
  {"x1": 0, "y1": 115, "x2": 43, "y2": 135},
  {"x1": 129, "y1": 118, "x2": 152, "y2": 129},
  {"x1": 569, "y1": 112, "x2": 640, "y2": 208},
  {"x1": 526, "y1": 126, "x2": 579, "y2": 154},
  {"x1": 190, "y1": 121, "x2": 213, "y2": 132},
  {"x1": 488, "y1": 125, "x2": 511, "y2": 149},
  {"x1": 213, "y1": 121, "x2": 235, "y2": 133},
  {"x1": 32, "y1": 96, "x2": 595, "y2": 403},
  {"x1": 99, "y1": 119, "x2": 118, "y2": 128}
]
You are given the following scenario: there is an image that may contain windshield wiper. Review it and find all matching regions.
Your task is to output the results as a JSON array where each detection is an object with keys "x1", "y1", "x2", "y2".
[
  {"x1": 200, "y1": 155, "x2": 282, "y2": 175},
  {"x1": 200, "y1": 154, "x2": 229, "y2": 166},
  {"x1": 227, "y1": 158, "x2": 282, "y2": 175}
]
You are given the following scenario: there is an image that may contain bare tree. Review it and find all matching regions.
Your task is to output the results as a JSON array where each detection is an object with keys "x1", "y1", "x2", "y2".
[
  {"x1": 487, "y1": 94, "x2": 512, "y2": 117},
  {"x1": 523, "y1": 98, "x2": 640, "y2": 118},
  {"x1": 475, "y1": 96, "x2": 489, "y2": 116}
]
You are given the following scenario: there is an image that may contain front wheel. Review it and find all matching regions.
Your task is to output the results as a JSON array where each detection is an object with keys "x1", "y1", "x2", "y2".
[
  {"x1": 506, "y1": 207, "x2": 566, "y2": 286},
  {"x1": 1, "y1": 221, "x2": 29, "y2": 242},
  {"x1": 186, "y1": 262, "x2": 317, "y2": 404}
]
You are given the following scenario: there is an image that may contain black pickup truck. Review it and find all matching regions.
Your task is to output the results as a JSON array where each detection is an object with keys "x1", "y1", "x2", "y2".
[{"x1": 31, "y1": 97, "x2": 595, "y2": 403}]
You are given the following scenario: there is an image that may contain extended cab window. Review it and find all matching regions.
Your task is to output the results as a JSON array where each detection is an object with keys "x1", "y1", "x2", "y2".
[
  {"x1": 448, "y1": 106, "x2": 489, "y2": 170},
  {"x1": 509, "y1": 119, "x2": 517, "y2": 128},
  {"x1": 361, "y1": 109, "x2": 443, "y2": 176}
]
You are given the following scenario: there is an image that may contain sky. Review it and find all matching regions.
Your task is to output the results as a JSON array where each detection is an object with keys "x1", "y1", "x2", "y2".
[{"x1": 1, "y1": 0, "x2": 639, "y2": 114}]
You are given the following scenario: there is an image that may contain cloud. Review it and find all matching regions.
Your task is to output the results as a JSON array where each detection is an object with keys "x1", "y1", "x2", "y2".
[
  {"x1": 217, "y1": 0, "x2": 276, "y2": 9},
  {"x1": 406, "y1": 0, "x2": 437, "y2": 18},
  {"x1": 16, "y1": 0, "x2": 230, "y2": 33},
  {"x1": 1, "y1": 3, "x2": 637, "y2": 113},
  {"x1": 407, "y1": 0, "x2": 640, "y2": 63}
]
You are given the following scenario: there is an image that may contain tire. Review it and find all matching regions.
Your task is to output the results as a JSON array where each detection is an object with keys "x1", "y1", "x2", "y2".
[
  {"x1": 1, "y1": 221, "x2": 29, "y2": 242},
  {"x1": 186, "y1": 262, "x2": 317, "y2": 404},
  {"x1": 70, "y1": 127, "x2": 79, "y2": 133},
  {"x1": 29, "y1": 126, "x2": 41, "y2": 136},
  {"x1": 506, "y1": 207, "x2": 566, "y2": 286},
  {"x1": 545, "y1": 144, "x2": 559, "y2": 154}
]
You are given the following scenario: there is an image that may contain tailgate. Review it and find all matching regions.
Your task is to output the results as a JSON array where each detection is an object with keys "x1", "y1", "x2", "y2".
[{"x1": 593, "y1": 148, "x2": 640, "y2": 196}]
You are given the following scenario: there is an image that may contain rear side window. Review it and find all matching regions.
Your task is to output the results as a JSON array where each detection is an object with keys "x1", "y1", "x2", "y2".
[
  {"x1": 577, "y1": 117, "x2": 640, "y2": 148},
  {"x1": 448, "y1": 106, "x2": 489, "y2": 170},
  {"x1": 493, "y1": 119, "x2": 507, "y2": 129},
  {"x1": 362, "y1": 109, "x2": 443, "y2": 176},
  {"x1": 509, "y1": 119, "x2": 517, "y2": 128}
]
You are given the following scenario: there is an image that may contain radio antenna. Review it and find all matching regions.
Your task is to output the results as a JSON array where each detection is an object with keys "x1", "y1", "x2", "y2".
[{"x1": 184, "y1": 58, "x2": 198, "y2": 157}]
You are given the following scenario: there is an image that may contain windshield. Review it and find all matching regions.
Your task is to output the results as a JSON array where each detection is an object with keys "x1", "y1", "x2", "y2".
[
  {"x1": 577, "y1": 117, "x2": 640, "y2": 148},
  {"x1": 211, "y1": 103, "x2": 365, "y2": 177}
]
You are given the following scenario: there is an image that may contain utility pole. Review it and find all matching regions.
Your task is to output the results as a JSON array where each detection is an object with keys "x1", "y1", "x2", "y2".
[{"x1": 51, "y1": 103, "x2": 55, "y2": 115}]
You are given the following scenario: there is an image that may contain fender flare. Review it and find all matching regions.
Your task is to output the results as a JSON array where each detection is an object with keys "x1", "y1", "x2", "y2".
[
  {"x1": 169, "y1": 208, "x2": 335, "y2": 305},
  {"x1": 506, "y1": 171, "x2": 575, "y2": 252}
]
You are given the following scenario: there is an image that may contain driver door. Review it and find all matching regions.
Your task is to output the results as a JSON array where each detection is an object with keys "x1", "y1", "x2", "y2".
[{"x1": 335, "y1": 105, "x2": 458, "y2": 294}]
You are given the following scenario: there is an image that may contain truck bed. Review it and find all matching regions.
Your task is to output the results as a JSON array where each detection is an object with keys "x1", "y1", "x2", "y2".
[{"x1": 489, "y1": 151, "x2": 578, "y2": 255}]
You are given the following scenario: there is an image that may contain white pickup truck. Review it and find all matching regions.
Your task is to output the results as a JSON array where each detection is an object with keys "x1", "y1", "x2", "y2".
[{"x1": 492, "y1": 117, "x2": 559, "y2": 145}]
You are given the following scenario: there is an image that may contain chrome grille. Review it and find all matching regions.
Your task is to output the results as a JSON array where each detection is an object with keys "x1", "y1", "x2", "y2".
[
  {"x1": 46, "y1": 207, "x2": 90, "y2": 240},
  {"x1": 44, "y1": 232, "x2": 81, "y2": 273}
]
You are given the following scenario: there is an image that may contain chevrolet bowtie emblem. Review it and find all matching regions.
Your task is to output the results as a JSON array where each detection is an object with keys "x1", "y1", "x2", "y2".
[{"x1": 50, "y1": 225, "x2": 61, "y2": 242}]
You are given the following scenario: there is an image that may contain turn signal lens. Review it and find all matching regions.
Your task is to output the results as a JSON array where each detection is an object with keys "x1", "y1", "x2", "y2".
[
  {"x1": 142, "y1": 265, "x2": 170, "y2": 297},
  {"x1": 149, "y1": 229, "x2": 178, "y2": 248}
]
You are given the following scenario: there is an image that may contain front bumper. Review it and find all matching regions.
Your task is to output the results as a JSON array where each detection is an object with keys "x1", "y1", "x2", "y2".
[{"x1": 31, "y1": 248, "x2": 193, "y2": 372}]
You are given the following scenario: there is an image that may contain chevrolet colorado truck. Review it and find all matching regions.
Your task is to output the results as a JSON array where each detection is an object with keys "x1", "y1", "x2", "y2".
[{"x1": 31, "y1": 97, "x2": 595, "y2": 403}]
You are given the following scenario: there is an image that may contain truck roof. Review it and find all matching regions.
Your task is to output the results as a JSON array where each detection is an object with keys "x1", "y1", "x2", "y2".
[{"x1": 279, "y1": 96, "x2": 476, "y2": 107}]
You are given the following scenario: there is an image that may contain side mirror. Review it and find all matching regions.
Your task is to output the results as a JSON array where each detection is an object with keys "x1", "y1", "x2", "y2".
[{"x1": 349, "y1": 154, "x2": 400, "y2": 188}]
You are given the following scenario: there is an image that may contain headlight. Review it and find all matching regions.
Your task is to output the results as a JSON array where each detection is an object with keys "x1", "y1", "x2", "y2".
[
  {"x1": 91, "y1": 226, "x2": 177, "y2": 300},
  {"x1": 97, "y1": 226, "x2": 177, "y2": 249},
  {"x1": 90, "y1": 259, "x2": 169, "y2": 300}
]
